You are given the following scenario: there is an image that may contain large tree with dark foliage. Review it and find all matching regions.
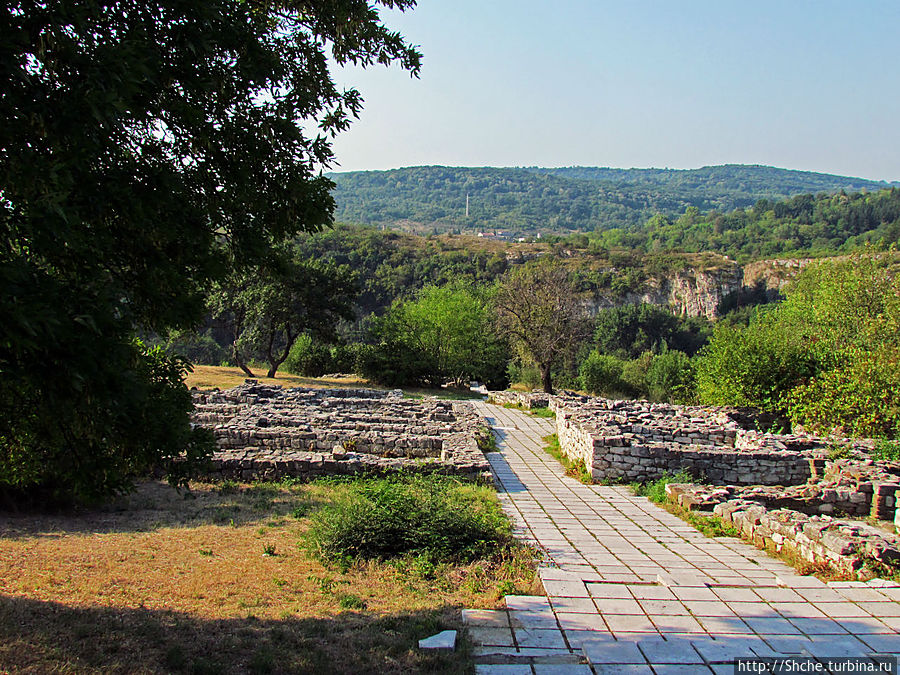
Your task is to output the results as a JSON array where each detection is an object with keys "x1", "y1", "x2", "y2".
[
  {"x1": 209, "y1": 255, "x2": 358, "y2": 378},
  {"x1": 0, "y1": 0, "x2": 421, "y2": 504}
]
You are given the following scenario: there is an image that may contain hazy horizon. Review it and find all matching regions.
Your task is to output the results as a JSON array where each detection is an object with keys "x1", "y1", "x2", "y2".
[
  {"x1": 328, "y1": 162, "x2": 897, "y2": 184},
  {"x1": 329, "y1": 0, "x2": 900, "y2": 183}
]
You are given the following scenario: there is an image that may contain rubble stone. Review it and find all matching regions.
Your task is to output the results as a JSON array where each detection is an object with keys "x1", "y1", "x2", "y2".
[{"x1": 192, "y1": 382, "x2": 491, "y2": 481}]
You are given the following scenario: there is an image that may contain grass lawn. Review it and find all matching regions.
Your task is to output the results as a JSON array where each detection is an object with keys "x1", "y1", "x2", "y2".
[
  {"x1": 0, "y1": 479, "x2": 538, "y2": 674},
  {"x1": 184, "y1": 365, "x2": 368, "y2": 391},
  {"x1": 184, "y1": 365, "x2": 484, "y2": 401}
]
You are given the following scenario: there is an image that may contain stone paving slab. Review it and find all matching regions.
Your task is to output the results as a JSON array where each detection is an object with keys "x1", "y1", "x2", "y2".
[{"x1": 464, "y1": 402, "x2": 900, "y2": 673}]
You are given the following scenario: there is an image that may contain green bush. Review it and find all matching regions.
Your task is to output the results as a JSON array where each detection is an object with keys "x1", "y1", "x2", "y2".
[
  {"x1": 506, "y1": 361, "x2": 541, "y2": 390},
  {"x1": 360, "y1": 282, "x2": 509, "y2": 388},
  {"x1": 621, "y1": 351, "x2": 653, "y2": 398},
  {"x1": 697, "y1": 250, "x2": 900, "y2": 434},
  {"x1": 593, "y1": 303, "x2": 711, "y2": 359},
  {"x1": 304, "y1": 475, "x2": 513, "y2": 566},
  {"x1": 785, "y1": 347, "x2": 900, "y2": 439},
  {"x1": 578, "y1": 351, "x2": 628, "y2": 396},
  {"x1": 357, "y1": 336, "x2": 435, "y2": 387},
  {"x1": 872, "y1": 439, "x2": 900, "y2": 462},
  {"x1": 158, "y1": 329, "x2": 228, "y2": 366},
  {"x1": 283, "y1": 334, "x2": 334, "y2": 377},
  {"x1": 694, "y1": 315, "x2": 817, "y2": 412},
  {"x1": 328, "y1": 343, "x2": 366, "y2": 375},
  {"x1": 631, "y1": 470, "x2": 694, "y2": 503},
  {"x1": 646, "y1": 350, "x2": 696, "y2": 403}
]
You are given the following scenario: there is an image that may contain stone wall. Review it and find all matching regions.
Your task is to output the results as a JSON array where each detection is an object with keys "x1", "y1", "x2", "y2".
[
  {"x1": 487, "y1": 391, "x2": 550, "y2": 409},
  {"x1": 192, "y1": 382, "x2": 491, "y2": 481},
  {"x1": 550, "y1": 396, "x2": 828, "y2": 486},
  {"x1": 707, "y1": 497, "x2": 900, "y2": 579},
  {"x1": 488, "y1": 388, "x2": 900, "y2": 578},
  {"x1": 667, "y1": 477, "x2": 900, "y2": 527}
]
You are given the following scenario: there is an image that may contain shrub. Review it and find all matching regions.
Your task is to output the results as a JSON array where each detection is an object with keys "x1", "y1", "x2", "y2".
[
  {"x1": 283, "y1": 334, "x2": 333, "y2": 377},
  {"x1": 356, "y1": 336, "x2": 434, "y2": 387},
  {"x1": 631, "y1": 470, "x2": 694, "y2": 503},
  {"x1": 646, "y1": 350, "x2": 696, "y2": 403},
  {"x1": 694, "y1": 316, "x2": 817, "y2": 412},
  {"x1": 593, "y1": 303, "x2": 711, "y2": 359},
  {"x1": 361, "y1": 282, "x2": 509, "y2": 387},
  {"x1": 328, "y1": 343, "x2": 366, "y2": 375},
  {"x1": 304, "y1": 475, "x2": 513, "y2": 566},
  {"x1": 506, "y1": 361, "x2": 542, "y2": 390},
  {"x1": 159, "y1": 329, "x2": 228, "y2": 366},
  {"x1": 697, "y1": 250, "x2": 900, "y2": 430},
  {"x1": 785, "y1": 347, "x2": 900, "y2": 439},
  {"x1": 872, "y1": 439, "x2": 900, "y2": 462},
  {"x1": 578, "y1": 351, "x2": 627, "y2": 396},
  {"x1": 621, "y1": 351, "x2": 653, "y2": 398}
]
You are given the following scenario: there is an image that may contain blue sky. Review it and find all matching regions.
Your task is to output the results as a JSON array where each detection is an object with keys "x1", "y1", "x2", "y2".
[{"x1": 330, "y1": 0, "x2": 900, "y2": 181}]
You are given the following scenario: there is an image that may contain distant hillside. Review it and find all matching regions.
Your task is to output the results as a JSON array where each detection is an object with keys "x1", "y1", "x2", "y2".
[{"x1": 330, "y1": 164, "x2": 893, "y2": 235}]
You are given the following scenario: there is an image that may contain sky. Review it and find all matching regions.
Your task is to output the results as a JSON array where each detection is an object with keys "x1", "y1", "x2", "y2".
[{"x1": 329, "y1": 0, "x2": 900, "y2": 182}]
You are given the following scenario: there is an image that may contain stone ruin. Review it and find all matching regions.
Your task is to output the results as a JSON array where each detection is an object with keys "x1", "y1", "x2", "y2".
[
  {"x1": 191, "y1": 381, "x2": 491, "y2": 481},
  {"x1": 490, "y1": 389, "x2": 900, "y2": 579}
]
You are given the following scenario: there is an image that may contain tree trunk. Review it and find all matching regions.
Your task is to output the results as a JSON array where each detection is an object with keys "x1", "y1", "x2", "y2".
[
  {"x1": 540, "y1": 363, "x2": 553, "y2": 394},
  {"x1": 232, "y1": 342, "x2": 255, "y2": 378},
  {"x1": 266, "y1": 328, "x2": 297, "y2": 379}
]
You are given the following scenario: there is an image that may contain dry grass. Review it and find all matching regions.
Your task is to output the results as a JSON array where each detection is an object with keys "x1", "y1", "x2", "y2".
[
  {"x1": 184, "y1": 365, "x2": 368, "y2": 391},
  {"x1": 184, "y1": 366, "x2": 483, "y2": 402},
  {"x1": 0, "y1": 480, "x2": 538, "y2": 674}
]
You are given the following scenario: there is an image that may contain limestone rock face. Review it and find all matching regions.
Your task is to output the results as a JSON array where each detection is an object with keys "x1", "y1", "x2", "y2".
[
  {"x1": 666, "y1": 266, "x2": 744, "y2": 318},
  {"x1": 582, "y1": 256, "x2": 817, "y2": 320}
]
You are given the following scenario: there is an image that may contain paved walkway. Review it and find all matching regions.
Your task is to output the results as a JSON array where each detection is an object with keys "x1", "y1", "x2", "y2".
[{"x1": 465, "y1": 403, "x2": 900, "y2": 674}]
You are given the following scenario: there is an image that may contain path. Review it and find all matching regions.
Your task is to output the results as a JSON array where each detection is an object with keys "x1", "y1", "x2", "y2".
[{"x1": 465, "y1": 402, "x2": 900, "y2": 674}]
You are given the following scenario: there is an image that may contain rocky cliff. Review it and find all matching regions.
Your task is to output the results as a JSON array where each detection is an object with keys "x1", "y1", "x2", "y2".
[{"x1": 585, "y1": 257, "x2": 812, "y2": 320}]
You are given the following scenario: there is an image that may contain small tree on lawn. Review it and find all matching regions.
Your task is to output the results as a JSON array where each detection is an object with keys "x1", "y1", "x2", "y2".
[{"x1": 494, "y1": 262, "x2": 590, "y2": 394}]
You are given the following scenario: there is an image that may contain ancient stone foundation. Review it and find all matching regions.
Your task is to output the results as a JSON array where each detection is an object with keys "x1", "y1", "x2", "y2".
[
  {"x1": 550, "y1": 395, "x2": 829, "y2": 486},
  {"x1": 666, "y1": 484, "x2": 900, "y2": 579},
  {"x1": 488, "y1": 390, "x2": 550, "y2": 410},
  {"x1": 192, "y1": 382, "x2": 491, "y2": 481},
  {"x1": 487, "y1": 389, "x2": 900, "y2": 578}
]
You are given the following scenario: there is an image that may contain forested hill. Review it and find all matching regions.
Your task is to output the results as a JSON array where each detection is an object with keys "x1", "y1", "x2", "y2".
[{"x1": 330, "y1": 165, "x2": 893, "y2": 235}]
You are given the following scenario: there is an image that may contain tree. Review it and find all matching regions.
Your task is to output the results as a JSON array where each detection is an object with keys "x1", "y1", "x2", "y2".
[
  {"x1": 694, "y1": 315, "x2": 817, "y2": 412},
  {"x1": 361, "y1": 282, "x2": 509, "y2": 388},
  {"x1": 494, "y1": 262, "x2": 590, "y2": 393},
  {"x1": 696, "y1": 248, "x2": 900, "y2": 436},
  {"x1": 209, "y1": 256, "x2": 357, "y2": 378},
  {"x1": 0, "y1": 1, "x2": 421, "y2": 503}
]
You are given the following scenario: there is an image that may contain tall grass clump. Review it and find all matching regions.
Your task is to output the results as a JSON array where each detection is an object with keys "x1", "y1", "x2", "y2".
[
  {"x1": 304, "y1": 475, "x2": 513, "y2": 566},
  {"x1": 630, "y1": 470, "x2": 694, "y2": 503}
]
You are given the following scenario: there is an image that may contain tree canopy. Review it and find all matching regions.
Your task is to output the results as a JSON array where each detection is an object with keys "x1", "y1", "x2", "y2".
[
  {"x1": 329, "y1": 165, "x2": 891, "y2": 236},
  {"x1": 0, "y1": 0, "x2": 421, "y2": 503},
  {"x1": 696, "y1": 249, "x2": 900, "y2": 438},
  {"x1": 494, "y1": 262, "x2": 589, "y2": 393},
  {"x1": 209, "y1": 255, "x2": 358, "y2": 378},
  {"x1": 360, "y1": 282, "x2": 509, "y2": 388}
]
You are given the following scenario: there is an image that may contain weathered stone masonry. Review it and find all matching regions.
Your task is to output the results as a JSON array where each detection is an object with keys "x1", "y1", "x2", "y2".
[
  {"x1": 551, "y1": 395, "x2": 817, "y2": 486},
  {"x1": 666, "y1": 484, "x2": 900, "y2": 579},
  {"x1": 192, "y1": 382, "x2": 491, "y2": 480},
  {"x1": 488, "y1": 389, "x2": 900, "y2": 578}
]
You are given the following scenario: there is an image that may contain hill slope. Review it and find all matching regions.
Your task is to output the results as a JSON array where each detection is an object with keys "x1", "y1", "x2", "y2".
[{"x1": 330, "y1": 165, "x2": 892, "y2": 235}]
